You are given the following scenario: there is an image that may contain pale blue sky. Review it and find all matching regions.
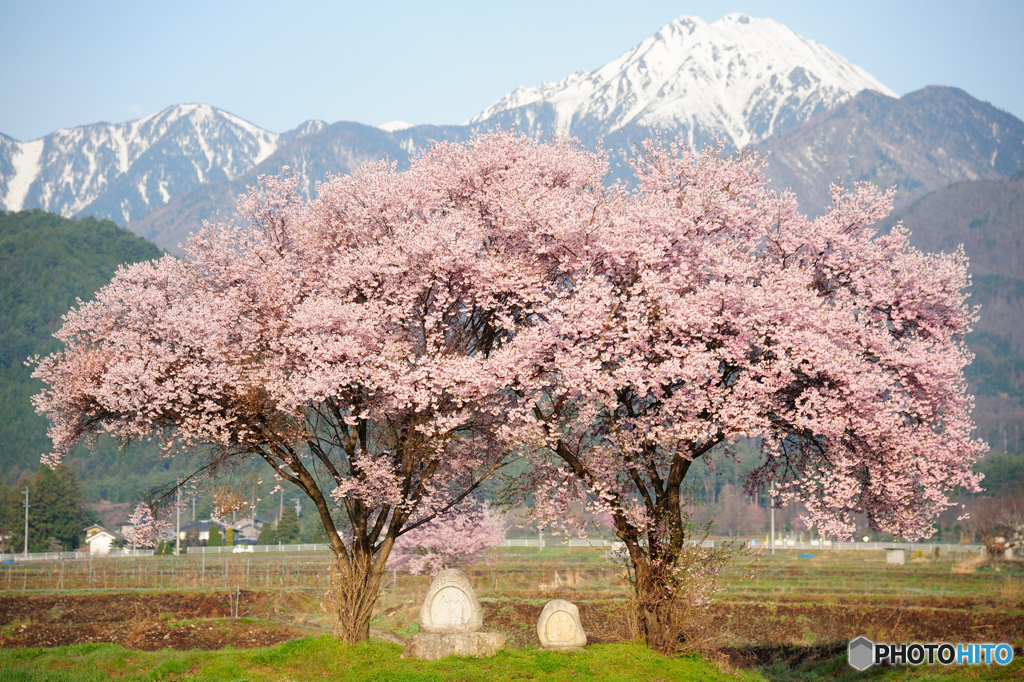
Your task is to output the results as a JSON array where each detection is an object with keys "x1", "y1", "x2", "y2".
[{"x1": 1, "y1": 0, "x2": 1021, "y2": 141}]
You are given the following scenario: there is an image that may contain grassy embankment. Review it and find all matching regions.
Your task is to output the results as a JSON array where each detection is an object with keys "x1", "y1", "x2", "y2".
[{"x1": 2, "y1": 636, "x2": 1023, "y2": 681}]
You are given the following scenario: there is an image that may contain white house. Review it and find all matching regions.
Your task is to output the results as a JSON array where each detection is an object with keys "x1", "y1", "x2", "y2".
[{"x1": 83, "y1": 525, "x2": 118, "y2": 555}]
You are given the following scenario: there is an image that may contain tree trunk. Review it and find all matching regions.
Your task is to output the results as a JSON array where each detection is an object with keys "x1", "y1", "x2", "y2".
[
  {"x1": 330, "y1": 550, "x2": 385, "y2": 644},
  {"x1": 618, "y1": 493, "x2": 692, "y2": 654},
  {"x1": 630, "y1": 552, "x2": 687, "y2": 653}
]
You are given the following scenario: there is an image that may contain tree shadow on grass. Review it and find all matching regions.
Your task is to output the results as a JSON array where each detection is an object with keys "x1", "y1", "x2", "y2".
[{"x1": 723, "y1": 642, "x2": 883, "y2": 681}]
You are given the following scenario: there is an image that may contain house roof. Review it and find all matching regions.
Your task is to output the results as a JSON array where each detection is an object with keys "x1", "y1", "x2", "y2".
[
  {"x1": 84, "y1": 524, "x2": 123, "y2": 540},
  {"x1": 84, "y1": 529, "x2": 118, "y2": 542},
  {"x1": 179, "y1": 520, "x2": 226, "y2": 533}
]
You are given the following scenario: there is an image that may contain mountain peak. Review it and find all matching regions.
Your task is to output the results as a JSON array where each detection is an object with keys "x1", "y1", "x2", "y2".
[
  {"x1": 378, "y1": 120, "x2": 415, "y2": 132},
  {"x1": 281, "y1": 119, "x2": 328, "y2": 143},
  {"x1": 469, "y1": 13, "x2": 895, "y2": 148},
  {"x1": 720, "y1": 12, "x2": 753, "y2": 24},
  {"x1": 0, "y1": 104, "x2": 279, "y2": 221}
]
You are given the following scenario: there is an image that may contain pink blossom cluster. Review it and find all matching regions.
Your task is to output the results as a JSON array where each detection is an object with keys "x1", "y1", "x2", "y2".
[
  {"x1": 122, "y1": 503, "x2": 173, "y2": 548},
  {"x1": 389, "y1": 502, "x2": 506, "y2": 575}
]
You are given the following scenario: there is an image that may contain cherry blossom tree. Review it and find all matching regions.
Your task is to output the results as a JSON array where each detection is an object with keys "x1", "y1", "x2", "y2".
[
  {"x1": 711, "y1": 484, "x2": 766, "y2": 537},
  {"x1": 389, "y1": 502, "x2": 506, "y2": 575},
  {"x1": 31, "y1": 132, "x2": 606, "y2": 643},
  {"x1": 122, "y1": 503, "x2": 173, "y2": 549},
  {"x1": 970, "y1": 494, "x2": 1024, "y2": 561},
  {"x1": 506, "y1": 142, "x2": 985, "y2": 650}
]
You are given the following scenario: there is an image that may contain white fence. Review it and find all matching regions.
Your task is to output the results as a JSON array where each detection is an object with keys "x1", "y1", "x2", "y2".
[
  {"x1": 182, "y1": 538, "x2": 986, "y2": 554},
  {"x1": 755, "y1": 540, "x2": 985, "y2": 554},
  {"x1": 506, "y1": 538, "x2": 985, "y2": 553},
  {"x1": 187, "y1": 543, "x2": 332, "y2": 554},
  {"x1": 0, "y1": 548, "x2": 154, "y2": 563},
  {"x1": 503, "y1": 538, "x2": 628, "y2": 549},
  {"x1": 3, "y1": 540, "x2": 984, "y2": 560},
  {"x1": 187, "y1": 539, "x2": 630, "y2": 554}
]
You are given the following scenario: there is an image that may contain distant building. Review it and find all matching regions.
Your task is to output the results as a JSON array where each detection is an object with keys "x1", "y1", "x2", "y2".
[
  {"x1": 178, "y1": 518, "x2": 264, "y2": 545},
  {"x1": 178, "y1": 520, "x2": 226, "y2": 543},
  {"x1": 83, "y1": 525, "x2": 119, "y2": 555},
  {"x1": 231, "y1": 517, "x2": 264, "y2": 543}
]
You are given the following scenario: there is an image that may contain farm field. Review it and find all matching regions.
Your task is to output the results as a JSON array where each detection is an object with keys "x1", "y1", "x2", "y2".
[{"x1": 1, "y1": 546, "x2": 1022, "y2": 680}]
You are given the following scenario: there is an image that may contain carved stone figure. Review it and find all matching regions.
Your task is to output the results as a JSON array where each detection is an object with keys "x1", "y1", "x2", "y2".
[
  {"x1": 402, "y1": 568, "x2": 506, "y2": 660},
  {"x1": 417, "y1": 568, "x2": 483, "y2": 634},
  {"x1": 537, "y1": 599, "x2": 587, "y2": 649}
]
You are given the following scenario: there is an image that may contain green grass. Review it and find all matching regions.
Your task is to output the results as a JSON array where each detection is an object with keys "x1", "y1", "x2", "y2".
[
  {"x1": 0, "y1": 637, "x2": 759, "y2": 681},
  {"x1": 721, "y1": 550, "x2": 1015, "y2": 604},
  {"x1": 2, "y1": 637, "x2": 1021, "y2": 681}
]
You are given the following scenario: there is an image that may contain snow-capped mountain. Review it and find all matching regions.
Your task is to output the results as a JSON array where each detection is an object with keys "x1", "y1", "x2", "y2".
[
  {"x1": 0, "y1": 104, "x2": 287, "y2": 224},
  {"x1": 0, "y1": 12, "x2": 949, "y2": 232},
  {"x1": 469, "y1": 13, "x2": 895, "y2": 148}
]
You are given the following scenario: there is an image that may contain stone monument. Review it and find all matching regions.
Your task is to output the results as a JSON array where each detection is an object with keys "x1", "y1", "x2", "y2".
[
  {"x1": 402, "y1": 568, "x2": 506, "y2": 660},
  {"x1": 536, "y1": 599, "x2": 587, "y2": 650}
]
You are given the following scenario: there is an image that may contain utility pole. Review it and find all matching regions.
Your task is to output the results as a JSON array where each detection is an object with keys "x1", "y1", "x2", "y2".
[
  {"x1": 175, "y1": 482, "x2": 181, "y2": 556},
  {"x1": 291, "y1": 498, "x2": 302, "y2": 541},
  {"x1": 769, "y1": 486, "x2": 775, "y2": 556},
  {"x1": 23, "y1": 487, "x2": 29, "y2": 558}
]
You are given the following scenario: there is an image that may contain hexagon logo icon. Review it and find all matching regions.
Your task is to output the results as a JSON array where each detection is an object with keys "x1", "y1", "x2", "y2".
[{"x1": 848, "y1": 636, "x2": 875, "y2": 671}]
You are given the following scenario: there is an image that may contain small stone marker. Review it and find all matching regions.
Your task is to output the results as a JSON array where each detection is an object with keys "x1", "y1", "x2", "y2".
[
  {"x1": 537, "y1": 599, "x2": 587, "y2": 650},
  {"x1": 417, "y1": 567, "x2": 484, "y2": 634},
  {"x1": 402, "y1": 568, "x2": 506, "y2": 660},
  {"x1": 886, "y1": 548, "x2": 905, "y2": 565}
]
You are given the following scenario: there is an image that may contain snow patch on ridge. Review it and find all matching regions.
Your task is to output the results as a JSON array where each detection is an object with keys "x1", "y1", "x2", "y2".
[
  {"x1": 3, "y1": 139, "x2": 44, "y2": 211},
  {"x1": 220, "y1": 109, "x2": 279, "y2": 164},
  {"x1": 379, "y1": 121, "x2": 415, "y2": 132}
]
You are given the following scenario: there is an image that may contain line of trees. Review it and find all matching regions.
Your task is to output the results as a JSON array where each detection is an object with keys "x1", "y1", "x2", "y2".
[
  {"x1": 255, "y1": 505, "x2": 302, "y2": 545},
  {"x1": 0, "y1": 464, "x2": 92, "y2": 553}
]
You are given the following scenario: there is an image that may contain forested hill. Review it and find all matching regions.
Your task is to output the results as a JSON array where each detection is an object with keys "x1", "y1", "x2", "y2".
[
  {"x1": 0, "y1": 210, "x2": 166, "y2": 494},
  {"x1": 887, "y1": 173, "x2": 1024, "y2": 479}
]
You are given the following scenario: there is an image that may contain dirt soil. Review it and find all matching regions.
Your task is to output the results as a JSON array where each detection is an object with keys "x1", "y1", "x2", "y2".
[
  {"x1": 0, "y1": 591, "x2": 316, "y2": 651},
  {"x1": 722, "y1": 642, "x2": 849, "y2": 670},
  {"x1": 4, "y1": 588, "x2": 1022, "y2": 654},
  {"x1": 478, "y1": 593, "x2": 1024, "y2": 649},
  {"x1": 707, "y1": 601, "x2": 1024, "y2": 645}
]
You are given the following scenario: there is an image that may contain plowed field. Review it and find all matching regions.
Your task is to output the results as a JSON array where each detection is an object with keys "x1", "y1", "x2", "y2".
[{"x1": 0, "y1": 591, "x2": 313, "y2": 650}]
